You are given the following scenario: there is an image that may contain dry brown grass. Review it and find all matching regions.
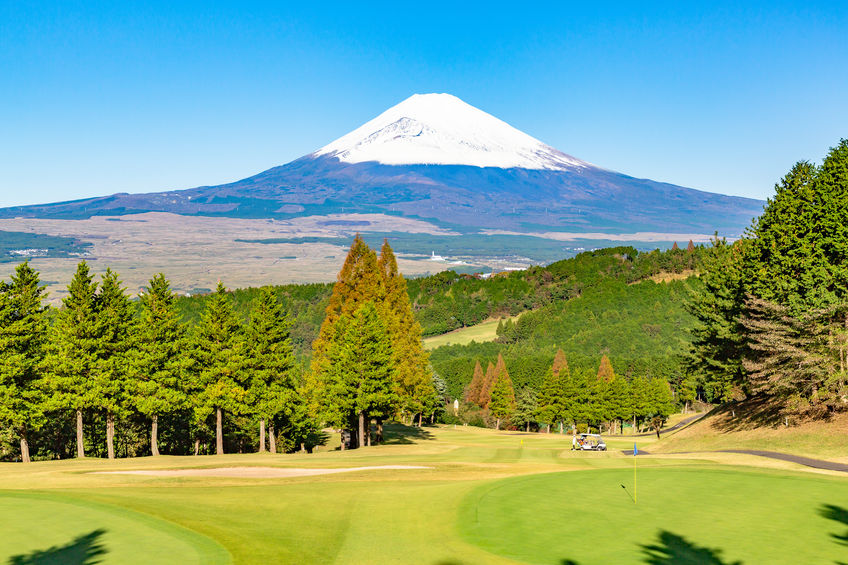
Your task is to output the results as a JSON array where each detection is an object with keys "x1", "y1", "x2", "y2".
[{"x1": 654, "y1": 397, "x2": 848, "y2": 461}]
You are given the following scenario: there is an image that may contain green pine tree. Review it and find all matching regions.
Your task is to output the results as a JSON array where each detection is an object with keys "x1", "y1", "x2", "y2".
[
  {"x1": 323, "y1": 302, "x2": 396, "y2": 448},
  {"x1": 191, "y1": 282, "x2": 247, "y2": 455},
  {"x1": 93, "y1": 269, "x2": 133, "y2": 459},
  {"x1": 488, "y1": 354, "x2": 515, "y2": 430},
  {"x1": 246, "y1": 286, "x2": 295, "y2": 453},
  {"x1": 45, "y1": 261, "x2": 100, "y2": 458},
  {"x1": 513, "y1": 387, "x2": 538, "y2": 432},
  {"x1": 0, "y1": 262, "x2": 49, "y2": 462},
  {"x1": 129, "y1": 274, "x2": 188, "y2": 456}
]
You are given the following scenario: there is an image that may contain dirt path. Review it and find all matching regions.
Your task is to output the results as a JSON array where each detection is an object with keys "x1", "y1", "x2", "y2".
[{"x1": 95, "y1": 465, "x2": 431, "y2": 478}]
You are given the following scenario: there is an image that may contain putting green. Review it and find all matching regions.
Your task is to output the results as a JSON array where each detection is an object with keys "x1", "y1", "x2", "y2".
[
  {"x1": 0, "y1": 491, "x2": 230, "y2": 564},
  {"x1": 459, "y1": 466, "x2": 848, "y2": 564}
]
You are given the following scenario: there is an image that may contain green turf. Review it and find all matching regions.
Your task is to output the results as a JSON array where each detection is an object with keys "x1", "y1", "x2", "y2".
[
  {"x1": 459, "y1": 466, "x2": 848, "y2": 564},
  {"x1": 1, "y1": 425, "x2": 846, "y2": 564},
  {"x1": 423, "y1": 313, "x2": 526, "y2": 349},
  {"x1": 0, "y1": 491, "x2": 229, "y2": 564}
]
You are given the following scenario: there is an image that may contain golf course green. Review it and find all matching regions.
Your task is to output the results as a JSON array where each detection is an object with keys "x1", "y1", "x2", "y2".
[
  {"x1": 460, "y1": 466, "x2": 848, "y2": 564},
  {"x1": 0, "y1": 492, "x2": 228, "y2": 564},
  {"x1": 1, "y1": 424, "x2": 847, "y2": 564}
]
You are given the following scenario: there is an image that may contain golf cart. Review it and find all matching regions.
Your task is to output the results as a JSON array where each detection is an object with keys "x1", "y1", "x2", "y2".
[{"x1": 576, "y1": 433, "x2": 606, "y2": 451}]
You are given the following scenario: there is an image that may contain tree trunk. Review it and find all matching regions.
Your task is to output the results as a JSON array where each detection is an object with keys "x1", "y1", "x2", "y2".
[
  {"x1": 526, "y1": 422, "x2": 530, "y2": 433},
  {"x1": 151, "y1": 415, "x2": 160, "y2": 456},
  {"x1": 106, "y1": 411, "x2": 115, "y2": 460},
  {"x1": 216, "y1": 407, "x2": 224, "y2": 455},
  {"x1": 417, "y1": 412, "x2": 423, "y2": 427},
  {"x1": 20, "y1": 428, "x2": 30, "y2": 464},
  {"x1": 76, "y1": 409, "x2": 85, "y2": 458},
  {"x1": 366, "y1": 418, "x2": 372, "y2": 447},
  {"x1": 376, "y1": 418, "x2": 383, "y2": 444},
  {"x1": 193, "y1": 439, "x2": 200, "y2": 456},
  {"x1": 546, "y1": 424, "x2": 551, "y2": 433},
  {"x1": 269, "y1": 425, "x2": 277, "y2": 454},
  {"x1": 259, "y1": 419, "x2": 266, "y2": 453},
  {"x1": 632, "y1": 416, "x2": 637, "y2": 434},
  {"x1": 496, "y1": 417, "x2": 501, "y2": 430},
  {"x1": 358, "y1": 412, "x2": 366, "y2": 448}
]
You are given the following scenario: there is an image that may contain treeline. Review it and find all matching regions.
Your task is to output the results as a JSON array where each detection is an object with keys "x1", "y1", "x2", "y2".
[
  {"x1": 454, "y1": 350, "x2": 677, "y2": 433},
  {"x1": 0, "y1": 262, "x2": 318, "y2": 462},
  {"x1": 689, "y1": 139, "x2": 848, "y2": 416},
  {"x1": 0, "y1": 235, "x2": 445, "y2": 461}
]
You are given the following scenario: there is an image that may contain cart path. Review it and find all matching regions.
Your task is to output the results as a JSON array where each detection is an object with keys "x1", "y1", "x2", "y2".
[
  {"x1": 620, "y1": 448, "x2": 848, "y2": 473},
  {"x1": 715, "y1": 449, "x2": 848, "y2": 473}
]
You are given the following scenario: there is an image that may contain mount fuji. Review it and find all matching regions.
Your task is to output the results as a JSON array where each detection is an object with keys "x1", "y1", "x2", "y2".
[{"x1": 0, "y1": 93, "x2": 762, "y2": 236}]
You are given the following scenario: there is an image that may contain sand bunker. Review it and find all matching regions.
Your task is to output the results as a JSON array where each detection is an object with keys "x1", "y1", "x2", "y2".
[{"x1": 96, "y1": 465, "x2": 431, "y2": 478}]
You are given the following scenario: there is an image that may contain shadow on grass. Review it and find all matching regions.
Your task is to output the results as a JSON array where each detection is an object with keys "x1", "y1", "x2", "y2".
[
  {"x1": 819, "y1": 504, "x2": 848, "y2": 564},
  {"x1": 8, "y1": 529, "x2": 107, "y2": 565},
  {"x1": 641, "y1": 531, "x2": 741, "y2": 565},
  {"x1": 382, "y1": 423, "x2": 435, "y2": 444}
]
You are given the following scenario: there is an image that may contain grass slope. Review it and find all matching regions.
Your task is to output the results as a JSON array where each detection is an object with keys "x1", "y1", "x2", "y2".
[
  {"x1": 2, "y1": 424, "x2": 847, "y2": 564},
  {"x1": 654, "y1": 399, "x2": 848, "y2": 462},
  {"x1": 423, "y1": 312, "x2": 526, "y2": 350}
]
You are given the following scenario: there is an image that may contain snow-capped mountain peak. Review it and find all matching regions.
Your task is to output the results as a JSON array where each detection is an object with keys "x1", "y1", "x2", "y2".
[{"x1": 313, "y1": 93, "x2": 591, "y2": 171}]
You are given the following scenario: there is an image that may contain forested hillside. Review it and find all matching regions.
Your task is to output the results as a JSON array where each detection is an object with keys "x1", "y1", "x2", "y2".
[
  {"x1": 170, "y1": 244, "x2": 703, "y2": 406},
  {"x1": 175, "y1": 244, "x2": 702, "y2": 354}
]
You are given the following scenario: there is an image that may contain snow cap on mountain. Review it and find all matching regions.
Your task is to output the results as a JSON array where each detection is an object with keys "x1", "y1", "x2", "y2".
[{"x1": 314, "y1": 93, "x2": 591, "y2": 171}]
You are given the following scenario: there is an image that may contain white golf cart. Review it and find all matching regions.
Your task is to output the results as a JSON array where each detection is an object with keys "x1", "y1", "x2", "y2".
[{"x1": 576, "y1": 433, "x2": 607, "y2": 451}]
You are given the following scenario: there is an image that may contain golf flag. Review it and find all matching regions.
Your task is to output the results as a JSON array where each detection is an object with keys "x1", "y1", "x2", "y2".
[{"x1": 633, "y1": 442, "x2": 637, "y2": 504}]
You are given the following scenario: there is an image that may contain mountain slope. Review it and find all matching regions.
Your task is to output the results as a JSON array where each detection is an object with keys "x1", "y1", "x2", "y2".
[{"x1": 0, "y1": 93, "x2": 763, "y2": 236}]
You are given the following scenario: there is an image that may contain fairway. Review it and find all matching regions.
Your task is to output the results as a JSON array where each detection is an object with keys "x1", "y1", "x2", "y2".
[
  {"x1": 0, "y1": 491, "x2": 228, "y2": 564},
  {"x1": 460, "y1": 466, "x2": 848, "y2": 564},
  {"x1": 1, "y1": 425, "x2": 847, "y2": 564},
  {"x1": 423, "y1": 312, "x2": 527, "y2": 349}
]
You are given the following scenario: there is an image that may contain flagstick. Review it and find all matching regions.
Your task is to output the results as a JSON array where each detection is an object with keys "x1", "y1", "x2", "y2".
[{"x1": 634, "y1": 443, "x2": 637, "y2": 504}]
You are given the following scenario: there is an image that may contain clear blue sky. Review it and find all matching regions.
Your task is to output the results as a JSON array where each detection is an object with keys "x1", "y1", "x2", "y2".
[{"x1": 1, "y1": 1, "x2": 846, "y2": 207}]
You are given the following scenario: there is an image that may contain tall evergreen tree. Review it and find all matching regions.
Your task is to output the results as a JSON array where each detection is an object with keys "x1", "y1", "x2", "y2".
[
  {"x1": 488, "y1": 354, "x2": 515, "y2": 429},
  {"x1": 0, "y1": 263, "x2": 48, "y2": 462},
  {"x1": 323, "y1": 302, "x2": 396, "y2": 448},
  {"x1": 513, "y1": 387, "x2": 538, "y2": 432},
  {"x1": 687, "y1": 237, "x2": 748, "y2": 401},
  {"x1": 93, "y1": 269, "x2": 133, "y2": 459},
  {"x1": 45, "y1": 261, "x2": 100, "y2": 458},
  {"x1": 537, "y1": 349, "x2": 573, "y2": 433},
  {"x1": 246, "y1": 286, "x2": 295, "y2": 453},
  {"x1": 191, "y1": 282, "x2": 247, "y2": 455},
  {"x1": 129, "y1": 274, "x2": 187, "y2": 456},
  {"x1": 377, "y1": 240, "x2": 434, "y2": 425},
  {"x1": 309, "y1": 235, "x2": 384, "y2": 419}
]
